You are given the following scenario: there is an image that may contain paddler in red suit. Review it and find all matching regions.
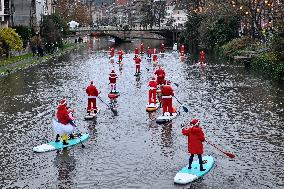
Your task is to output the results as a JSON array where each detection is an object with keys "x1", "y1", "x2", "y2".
[
  {"x1": 199, "y1": 50, "x2": 205, "y2": 63},
  {"x1": 148, "y1": 77, "x2": 157, "y2": 104},
  {"x1": 154, "y1": 65, "x2": 166, "y2": 85},
  {"x1": 118, "y1": 49, "x2": 123, "y2": 62},
  {"x1": 160, "y1": 43, "x2": 165, "y2": 53},
  {"x1": 147, "y1": 47, "x2": 152, "y2": 58},
  {"x1": 135, "y1": 56, "x2": 142, "y2": 74},
  {"x1": 110, "y1": 47, "x2": 115, "y2": 58},
  {"x1": 180, "y1": 44, "x2": 185, "y2": 56},
  {"x1": 182, "y1": 119, "x2": 206, "y2": 171},
  {"x1": 86, "y1": 81, "x2": 99, "y2": 113},
  {"x1": 153, "y1": 48, "x2": 158, "y2": 62},
  {"x1": 56, "y1": 99, "x2": 75, "y2": 145},
  {"x1": 140, "y1": 43, "x2": 144, "y2": 54},
  {"x1": 134, "y1": 47, "x2": 139, "y2": 58},
  {"x1": 109, "y1": 70, "x2": 118, "y2": 93},
  {"x1": 161, "y1": 80, "x2": 174, "y2": 116}
]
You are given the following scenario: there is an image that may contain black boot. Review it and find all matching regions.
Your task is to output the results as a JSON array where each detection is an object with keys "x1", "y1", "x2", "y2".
[
  {"x1": 69, "y1": 134, "x2": 75, "y2": 139},
  {"x1": 170, "y1": 113, "x2": 173, "y2": 116},
  {"x1": 200, "y1": 167, "x2": 206, "y2": 171},
  {"x1": 62, "y1": 140, "x2": 69, "y2": 145},
  {"x1": 55, "y1": 134, "x2": 60, "y2": 142}
]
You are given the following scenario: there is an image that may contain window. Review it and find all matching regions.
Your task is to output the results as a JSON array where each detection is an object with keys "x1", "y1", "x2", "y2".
[{"x1": 0, "y1": 0, "x2": 2, "y2": 11}]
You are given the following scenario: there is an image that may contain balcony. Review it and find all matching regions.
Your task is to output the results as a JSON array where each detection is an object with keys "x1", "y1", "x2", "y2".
[{"x1": 4, "y1": 8, "x2": 10, "y2": 15}]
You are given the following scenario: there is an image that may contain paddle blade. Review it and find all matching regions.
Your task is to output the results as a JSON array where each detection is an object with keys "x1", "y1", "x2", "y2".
[
  {"x1": 225, "y1": 152, "x2": 235, "y2": 158},
  {"x1": 182, "y1": 106, "x2": 189, "y2": 113},
  {"x1": 81, "y1": 143, "x2": 85, "y2": 148},
  {"x1": 174, "y1": 83, "x2": 179, "y2": 87}
]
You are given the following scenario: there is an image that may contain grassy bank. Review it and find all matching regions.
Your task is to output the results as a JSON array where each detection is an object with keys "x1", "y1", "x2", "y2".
[
  {"x1": 219, "y1": 37, "x2": 284, "y2": 82},
  {"x1": 0, "y1": 43, "x2": 85, "y2": 77}
]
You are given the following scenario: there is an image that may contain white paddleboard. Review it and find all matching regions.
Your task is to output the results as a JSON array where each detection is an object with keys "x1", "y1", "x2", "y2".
[
  {"x1": 146, "y1": 103, "x2": 160, "y2": 112},
  {"x1": 84, "y1": 108, "x2": 100, "y2": 120},
  {"x1": 174, "y1": 155, "x2": 214, "y2": 184},
  {"x1": 156, "y1": 112, "x2": 178, "y2": 124}
]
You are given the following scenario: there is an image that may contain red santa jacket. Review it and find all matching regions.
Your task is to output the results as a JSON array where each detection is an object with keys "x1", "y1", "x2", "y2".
[
  {"x1": 182, "y1": 126, "x2": 205, "y2": 154},
  {"x1": 160, "y1": 43, "x2": 165, "y2": 52},
  {"x1": 109, "y1": 72, "x2": 118, "y2": 83},
  {"x1": 135, "y1": 48, "x2": 139, "y2": 54},
  {"x1": 56, "y1": 105, "x2": 73, "y2": 125},
  {"x1": 140, "y1": 43, "x2": 144, "y2": 52},
  {"x1": 161, "y1": 85, "x2": 174, "y2": 96},
  {"x1": 118, "y1": 50, "x2": 123, "y2": 59},
  {"x1": 180, "y1": 45, "x2": 185, "y2": 53},
  {"x1": 147, "y1": 48, "x2": 152, "y2": 55},
  {"x1": 135, "y1": 57, "x2": 141, "y2": 65},
  {"x1": 200, "y1": 51, "x2": 205, "y2": 59},
  {"x1": 111, "y1": 47, "x2": 115, "y2": 57},
  {"x1": 154, "y1": 68, "x2": 165, "y2": 78},
  {"x1": 148, "y1": 80, "x2": 157, "y2": 90},
  {"x1": 86, "y1": 85, "x2": 99, "y2": 96}
]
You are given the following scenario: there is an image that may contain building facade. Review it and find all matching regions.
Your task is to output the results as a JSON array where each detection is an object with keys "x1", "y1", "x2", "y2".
[{"x1": 0, "y1": 0, "x2": 11, "y2": 28}]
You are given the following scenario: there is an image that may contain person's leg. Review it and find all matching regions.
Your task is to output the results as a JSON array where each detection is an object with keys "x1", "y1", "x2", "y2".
[
  {"x1": 153, "y1": 90, "x2": 157, "y2": 104},
  {"x1": 198, "y1": 154, "x2": 206, "y2": 171},
  {"x1": 188, "y1": 154, "x2": 194, "y2": 169},
  {"x1": 168, "y1": 98, "x2": 173, "y2": 116},
  {"x1": 87, "y1": 99, "x2": 91, "y2": 113}
]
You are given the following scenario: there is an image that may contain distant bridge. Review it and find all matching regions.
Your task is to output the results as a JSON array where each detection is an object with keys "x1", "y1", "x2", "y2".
[{"x1": 70, "y1": 26, "x2": 183, "y2": 42}]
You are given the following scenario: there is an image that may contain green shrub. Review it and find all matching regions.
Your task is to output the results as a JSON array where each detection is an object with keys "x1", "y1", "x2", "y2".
[
  {"x1": 252, "y1": 52, "x2": 284, "y2": 81},
  {"x1": 219, "y1": 36, "x2": 252, "y2": 57}
]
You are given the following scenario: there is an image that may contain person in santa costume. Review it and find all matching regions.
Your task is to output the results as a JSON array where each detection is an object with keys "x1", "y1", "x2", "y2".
[
  {"x1": 154, "y1": 65, "x2": 166, "y2": 85},
  {"x1": 199, "y1": 50, "x2": 206, "y2": 63},
  {"x1": 134, "y1": 56, "x2": 142, "y2": 74},
  {"x1": 153, "y1": 48, "x2": 158, "y2": 62},
  {"x1": 134, "y1": 47, "x2": 139, "y2": 58},
  {"x1": 180, "y1": 44, "x2": 185, "y2": 56},
  {"x1": 86, "y1": 81, "x2": 99, "y2": 114},
  {"x1": 160, "y1": 43, "x2": 165, "y2": 53},
  {"x1": 140, "y1": 43, "x2": 144, "y2": 54},
  {"x1": 147, "y1": 47, "x2": 152, "y2": 58},
  {"x1": 54, "y1": 99, "x2": 76, "y2": 145},
  {"x1": 161, "y1": 80, "x2": 174, "y2": 116},
  {"x1": 118, "y1": 49, "x2": 123, "y2": 62},
  {"x1": 110, "y1": 47, "x2": 115, "y2": 58},
  {"x1": 148, "y1": 77, "x2": 157, "y2": 105},
  {"x1": 109, "y1": 69, "x2": 118, "y2": 93},
  {"x1": 182, "y1": 119, "x2": 206, "y2": 171}
]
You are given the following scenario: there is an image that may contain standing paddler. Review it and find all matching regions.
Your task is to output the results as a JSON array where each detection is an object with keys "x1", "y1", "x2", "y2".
[
  {"x1": 134, "y1": 55, "x2": 142, "y2": 74},
  {"x1": 140, "y1": 43, "x2": 144, "y2": 54},
  {"x1": 161, "y1": 80, "x2": 174, "y2": 116},
  {"x1": 148, "y1": 77, "x2": 158, "y2": 105},
  {"x1": 118, "y1": 48, "x2": 123, "y2": 63},
  {"x1": 135, "y1": 47, "x2": 139, "y2": 58},
  {"x1": 109, "y1": 69, "x2": 118, "y2": 93},
  {"x1": 153, "y1": 48, "x2": 158, "y2": 63},
  {"x1": 182, "y1": 119, "x2": 206, "y2": 171},
  {"x1": 86, "y1": 81, "x2": 100, "y2": 114},
  {"x1": 154, "y1": 65, "x2": 166, "y2": 86}
]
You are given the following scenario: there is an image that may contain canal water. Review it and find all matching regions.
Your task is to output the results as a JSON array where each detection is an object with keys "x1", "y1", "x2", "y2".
[{"x1": 0, "y1": 37, "x2": 283, "y2": 189}]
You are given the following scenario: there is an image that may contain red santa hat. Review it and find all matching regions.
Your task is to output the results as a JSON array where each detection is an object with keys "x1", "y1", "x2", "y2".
[
  {"x1": 190, "y1": 119, "x2": 200, "y2": 126},
  {"x1": 59, "y1": 99, "x2": 67, "y2": 106}
]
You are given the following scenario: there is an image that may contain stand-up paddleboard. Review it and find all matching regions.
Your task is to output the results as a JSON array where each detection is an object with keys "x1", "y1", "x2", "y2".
[
  {"x1": 174, "y1": 155, "x2": 214, "y2": 184},
  {"x1": 160, "y1": 52, "x2": 165, "y2": 57},
  {"x1": 108, "y1": 90, "x2": 120, "y2": 99},
  {"x1": 146, "y1": 103, "x2": 160, "y2": 112},
  {"x1": 146, "y1": 56, "x2": 152, "y2": 62},
  {"x1": 134, "y1": 72, "x2": 142, "y2": 76},
  {"x1": 84, "y1": 108, "x2": 100, "y2": 120},
  {"x1": 196, "y1": 62, "x2": 207, "y2": 67},
  {"x1": 33, "y1": 133, "x2": 89, "y2": 153},
  {"x1": 156, "y1": 111, "x2": 178, "y2": 124}
]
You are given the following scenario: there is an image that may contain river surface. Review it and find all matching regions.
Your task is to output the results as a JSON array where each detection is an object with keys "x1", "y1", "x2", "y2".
[{"x1": 0, "y1": 37, "x2": 283, "y2": 189}]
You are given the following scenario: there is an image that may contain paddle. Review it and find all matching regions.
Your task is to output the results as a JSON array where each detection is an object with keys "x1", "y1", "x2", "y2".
[
  {"x1": 97, "y1": 96, "x2": 118, "y2": 114},
  {"x1": 173, "y1": 96, "x2": 189, "y2": 113},
  {"x1": 74, "y1": 126, "x2": 85, "y2": 148},
  {"x1": 205, "y1": 140, "x2": 235, "y2": 158}
]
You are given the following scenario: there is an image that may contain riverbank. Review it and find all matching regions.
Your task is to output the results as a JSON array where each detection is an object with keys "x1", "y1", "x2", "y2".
[
  {"x1": 0, "y1": 43, "x2": 86, "y2": 77},
  {"x1": 219, "y1": 37, "x2": 284, "y2": 82}
]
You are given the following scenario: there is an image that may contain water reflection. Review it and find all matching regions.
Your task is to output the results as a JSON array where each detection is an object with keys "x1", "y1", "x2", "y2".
[{"x1": 54, "y1": 150, "x2": 76, "y2": 189}]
